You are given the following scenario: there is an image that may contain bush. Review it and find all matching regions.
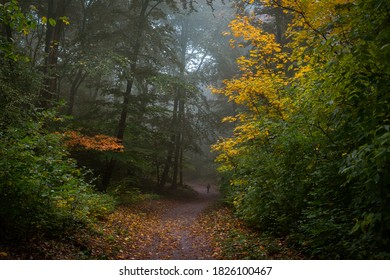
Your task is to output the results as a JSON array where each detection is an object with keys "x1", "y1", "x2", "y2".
[
  {"x1": 0, "y1": 2, "x2": 115, "y2": 244},
  {"x1": 108, "y1": 177, "x2": 160, "y2": 205},
  {"x1": 0, "y1": 118, "x2": 115, "y2": 241}
]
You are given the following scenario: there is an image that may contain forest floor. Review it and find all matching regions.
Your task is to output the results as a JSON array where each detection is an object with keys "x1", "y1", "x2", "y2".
[{"x1": 3, "y1": 183, "x2": 302, "y2": 260}]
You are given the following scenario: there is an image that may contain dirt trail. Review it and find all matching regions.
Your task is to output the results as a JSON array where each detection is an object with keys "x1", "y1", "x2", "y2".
[
  {"x1": 2, "y1": 183, "x2": 222, "y2": 260},
  {"x1": 2, "y1": 182, "x2": 302, "y2": 260},
  {"x1": 147, "y1": 183, "x2": 220, "y2": 259}
]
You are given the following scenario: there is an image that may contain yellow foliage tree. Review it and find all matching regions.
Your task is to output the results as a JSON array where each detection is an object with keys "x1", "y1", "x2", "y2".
[
  {"x1": 211, "y1": 13, "x2": 292, "y2": 171},
  {"x1": 212, "y1": 0, "x2": 356, "y2": 174}
]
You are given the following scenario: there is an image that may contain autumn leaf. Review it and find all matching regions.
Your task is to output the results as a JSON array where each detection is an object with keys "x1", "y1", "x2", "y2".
[{"x1": 60, "y1": 131, "x2": 124, "y2": 152}]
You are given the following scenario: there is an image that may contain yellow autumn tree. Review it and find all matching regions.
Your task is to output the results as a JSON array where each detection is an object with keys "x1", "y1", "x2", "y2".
[
  {"x1": 212, "y1": 0, "x2": 355, "y2": 173},
  {"x1": 212, "y1": 0, "x2": 390, "y2": 259},
  {"x1": 211, "y1": 13, "x2": 292, "y2": 171}
]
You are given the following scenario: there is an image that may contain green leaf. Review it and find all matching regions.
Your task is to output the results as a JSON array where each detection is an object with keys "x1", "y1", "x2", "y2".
[
  {"x1": 49, "y1": 18, "x2": 56, "y2": 26},
  {"x1": 59, "y1": 16, "x2": 70, "y2": 25}
]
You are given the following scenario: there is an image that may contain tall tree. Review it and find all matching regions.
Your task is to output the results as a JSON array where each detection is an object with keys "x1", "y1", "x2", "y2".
[
  {"x1": 212, "y1": 0, "x2": 390, "y2": 258},
  {"x1": 40, "y1": 0, "x2": 72, "y2": 108},
  {"x1": 101, "y1": 0, "x2": 178, "y2": 190}
]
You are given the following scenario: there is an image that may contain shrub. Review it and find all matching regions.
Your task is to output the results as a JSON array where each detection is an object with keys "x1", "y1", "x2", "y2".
[{"x1": 0, "y1": 118, "x2": 115, "y2": 241}]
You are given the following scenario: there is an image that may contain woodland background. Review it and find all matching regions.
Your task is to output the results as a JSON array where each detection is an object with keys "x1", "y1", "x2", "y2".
[{"x1": 0, "y1": 0, "x2": 389, "y2": 259}]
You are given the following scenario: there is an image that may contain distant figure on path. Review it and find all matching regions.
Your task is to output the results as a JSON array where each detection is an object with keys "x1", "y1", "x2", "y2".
[{"x1": 207, "y1": 183, "x2": 211, "y2": 193}]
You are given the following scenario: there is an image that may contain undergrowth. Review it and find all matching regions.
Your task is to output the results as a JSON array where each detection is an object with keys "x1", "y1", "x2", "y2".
[{"x1": 198, "y1": 205, "x2": 302, "y2": 260}]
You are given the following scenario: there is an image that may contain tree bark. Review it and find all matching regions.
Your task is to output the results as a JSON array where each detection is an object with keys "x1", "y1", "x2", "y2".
[
  {"x1": 171, "y1": 98, "x2": 184, "y2": 189},
  {"x1": 159, "y1": 95, "x2": 179, "y2": 189},
  {"x1": 179, "y1": 117, "x2": 184, "y2": 186},
  {"x1": 67, "y1": 68, "x2": 86, "y2": 115},
  {"x1": 40, "y1": 0, "x2": 72, "y2": 109},
  {"x1": 101, "y1": 0, "x2": 151, "y2": 190},
  {"x1": 0, "y1": 10, "x2": 13, "y2": 65},
  {"x1": 0, "y1": 0, "x2": 13, "y2": 46},
  {"x1": 170, "y1": 17, "x2": 188, "y2": 189}
]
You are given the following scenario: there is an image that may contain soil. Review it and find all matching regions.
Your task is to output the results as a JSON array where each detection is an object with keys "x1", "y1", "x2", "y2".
[{"x1": 147, "y1": 183, "x2": 220, "y2": 259}]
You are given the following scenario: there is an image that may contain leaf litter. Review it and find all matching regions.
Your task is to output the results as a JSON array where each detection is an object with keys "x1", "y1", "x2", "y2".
[{"x1": 1, "y1": 184, "x2": 301, "y2": 260}]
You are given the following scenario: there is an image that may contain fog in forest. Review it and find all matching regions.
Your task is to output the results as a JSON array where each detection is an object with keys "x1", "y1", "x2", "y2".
[
  {"x1": 2, "y1": 0, "x2": 389, "y2": 261},
  {"x1": 8, "y1": 0, "x2": 244, "y2": 191}
]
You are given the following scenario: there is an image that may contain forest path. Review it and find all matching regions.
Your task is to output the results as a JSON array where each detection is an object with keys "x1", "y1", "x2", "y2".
[
  {"x1": 4, "y1": 182, "x2": 302, "y2": 260},
  {"x1": 148, "y1": 183, "x2": 220, "y2": 259},
  {"x1": 91, "y1": 182, "x2": 222, "y2": 260}
]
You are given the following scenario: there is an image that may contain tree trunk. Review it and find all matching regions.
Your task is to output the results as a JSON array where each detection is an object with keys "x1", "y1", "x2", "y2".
[
  {"x1": 40, "y1": 0, "x2": 71, "y2": 109},
  {"x1": 155, "y1": 157, "x2": 160, "y2": 187},
  {"x1": 101, "y1": 0, "x2": 150, "y2": 190},
  {"x1": 0, "y1": 6, "x2": 13, "y2": 65},
  {"x1": 170, "y1": 17, "x2": 188, "y2": 189},
  {"x1": 67, "y1": 69, "x2": 86, "y2": 115},
  {"x1": 179, "y1": 127, "x2": 184, "y2": 186},
  {"x1": 171, "y1": 98, "x2": 184, "y2": 189},
  {"x1": 159, "y1": 95, "x2": 179, "y2": 189},
  {"x1": 0, "y1": 0, "x2": 13, "y2": 44},
  {"x1": 100, "y1": 157, "x2": 116, "y2": 192}
]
